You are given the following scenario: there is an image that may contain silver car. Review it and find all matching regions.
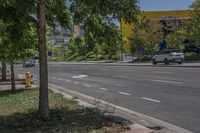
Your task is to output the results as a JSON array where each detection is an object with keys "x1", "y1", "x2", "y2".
[{"x1": 152, "y1": 49, "x2": 184, "y2": 65}]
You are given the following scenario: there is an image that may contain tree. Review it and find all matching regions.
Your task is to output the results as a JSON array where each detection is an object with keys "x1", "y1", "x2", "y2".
[
  {"x1": 70, "y1": 0, "x2": 140, "y2": 60},
  {"x1": 1, "y1": 61, "x2": 7, "y2": 80},
  {"x1": 0, "y1": 21, "x2": 7, "y2": 80},
  {"x1": 38, "y1": 0, "x2": 49, "y2": 120},
  {"x1": 159, "y1": 18, "x2": 185, "y2": 49},
  {"x1": 165, "y1": 24, "x2": 185, "y2": 49},
  {"x1": 0, "y1": 19, "x2": 37, "y2": 91},
  {"x1": 38, "y1": 0, "x2": 71, "y2": 120},
  {"x1": 68, "y1": 37, "x2": 78, "y2": 54},
  {"x1": 130, "y1": 20, "x2": 163, "y2": 57},
  {"x1": 0, "y1": 0, "x2": 71, "y2": 119},
  {"x1": 185, "y1": 0, "x2": 200, "y2": 47}
]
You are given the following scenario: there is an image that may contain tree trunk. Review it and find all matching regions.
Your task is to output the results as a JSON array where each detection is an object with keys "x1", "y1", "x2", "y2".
[
  {"x1": 10, "y1": 61, "x2": 16, "y2": 91},
  {"x1": 1, "y1": 61, "x2": 7, "y2": 80},
  {"x1": 38, "y1": 0, "x2": 49, "y2": 120}
]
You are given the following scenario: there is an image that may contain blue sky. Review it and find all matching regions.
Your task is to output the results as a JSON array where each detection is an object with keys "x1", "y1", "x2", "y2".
[
  {"x1": 66, "y1": 0, "x2": 195, "y2": 11},
  {"x1": 139, "y1": 0, "x2": 195, "y2": 11}
]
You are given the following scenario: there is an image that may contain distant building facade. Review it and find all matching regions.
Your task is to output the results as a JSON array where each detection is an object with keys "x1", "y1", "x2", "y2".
[
  {"x1": 122, "y1": 10, "x2": 191, "y2": 50},
  {"x1": 48, "y1": 23, "x2": 73, "y2": 47},
  {"x1": 74, "y1": 24, "x2": 85, "y2": 37}
]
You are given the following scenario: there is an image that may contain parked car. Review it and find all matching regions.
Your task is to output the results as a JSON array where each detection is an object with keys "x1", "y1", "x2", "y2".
[
  {"x1": 23, "y1": 61, "x2": 35, "y2": 68},
  {"x1": 152, "y1": 49, "x2": 184, "y2": 65}
]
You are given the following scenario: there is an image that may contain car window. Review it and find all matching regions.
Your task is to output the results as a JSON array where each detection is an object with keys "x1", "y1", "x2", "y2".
[{"x1": 170, "y1": 50, "x2": 182, "y2": 53}]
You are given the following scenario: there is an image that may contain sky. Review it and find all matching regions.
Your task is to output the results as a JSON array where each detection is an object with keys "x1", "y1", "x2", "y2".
[
  {"x1": 66, "y1": 0, "x2": 195, "y2": 11},
  {"x1": 139, "y1": 0, "x2": 196, "y2": 11}
]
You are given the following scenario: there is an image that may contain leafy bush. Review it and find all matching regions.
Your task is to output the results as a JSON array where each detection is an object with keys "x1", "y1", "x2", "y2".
[
  {"x1": 184, "y1": 52, "x2": 200, "y2": 61},
  {"x1": 134, "y1": 55, "x2": 152, "y2": 62},
  {"x1": 111, "y1": 54, "x2": 120, "y2": 61},
  {"x1": 139, "y1": 55, "x2": 152, "y2": 61}
]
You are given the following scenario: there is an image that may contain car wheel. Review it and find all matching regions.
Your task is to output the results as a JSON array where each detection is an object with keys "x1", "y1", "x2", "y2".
[
  {"x1": 152, "y1": 59, "x2": 157, "y2": 65},
  {"x1": 164, "y1": 58, "x2": 169, "y2": 65},
  {"x1": 178, "y1": 61, "x2": 183, "y2": 64}
]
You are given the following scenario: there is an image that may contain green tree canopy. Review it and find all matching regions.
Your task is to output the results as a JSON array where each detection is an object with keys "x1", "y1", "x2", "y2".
[
  {"x1": 185, "y1": 0, "x2": 200, "y2": 47},
  {"x1": 70, "y1": 0, "x2": 140, "y2": 54},
  {"x1": 130, "y1": 20, "x2": 163, "y2": 54}
]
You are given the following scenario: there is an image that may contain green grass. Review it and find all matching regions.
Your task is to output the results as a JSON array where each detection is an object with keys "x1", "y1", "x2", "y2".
[{"x1": 0, "y1": 89, "x2": 126, "y2": 133}]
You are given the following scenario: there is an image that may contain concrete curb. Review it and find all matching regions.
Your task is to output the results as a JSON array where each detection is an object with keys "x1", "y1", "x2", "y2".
[
  {"x1": 48, "y1": 62, "x2": 200, "y2": 68},
  {"x1": 49, "y1": 83, "x2": 193, "y2": 133},
  {"x1": 49, "y1": 86, "x2": 153, "y2": 133}
]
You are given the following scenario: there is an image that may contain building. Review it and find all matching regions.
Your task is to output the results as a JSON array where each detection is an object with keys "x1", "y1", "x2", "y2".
[
  {"x1": 48, "y1": 23, "x2": 73, "y2": 47},
  {"x1": 48, "y1": 35, "x2": 70, "y2": 47},
  {"x1": 121, "y1": 0, "x2": 194, "y2": 50},
  {"x1": 74, "y1": 24, "x2": 85, "y2": 37}
]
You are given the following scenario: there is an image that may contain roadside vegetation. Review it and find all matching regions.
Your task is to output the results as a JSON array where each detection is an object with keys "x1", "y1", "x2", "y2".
[
  {"x1": 46, "y1": 0, "x2": 200, "y2": 62},
  {"x1": 1, "y1": 0, "x2": 200, "y2": 129},
  {"x1": 0, "y1": 89, "x2": 128, "y2": 133},
  {"x1": 1, "y1": 0, "x2": 140, "y2": 125}
]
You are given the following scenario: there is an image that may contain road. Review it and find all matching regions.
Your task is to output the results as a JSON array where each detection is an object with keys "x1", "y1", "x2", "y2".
[{"x1": 15, "y1": 63, "x2": 200, "y2": 133}]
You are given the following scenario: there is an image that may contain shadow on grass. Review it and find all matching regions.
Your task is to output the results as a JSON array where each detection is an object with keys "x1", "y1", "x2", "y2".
[
  {"x1": 0, "y1": 89, "x2": 33, "y2": 98},
  {"x1": 0, "y1": 108, "x2": 117, "y2": 133}
]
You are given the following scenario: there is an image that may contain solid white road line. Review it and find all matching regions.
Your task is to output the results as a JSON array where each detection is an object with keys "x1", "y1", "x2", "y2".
[
  {"x1": 142, "y1": 97, "x2": 161, "y2": 103},
  {"x1": 118, "y1": 91, "x2": 131, "y2": 96},
  {"x1": 83, "y1": 84, "x2": 91, "y2": 87},
  {"x1": 151, "y1": 79, "x2": 182, "y2": 84},
  {"x1": 99, "y1": 88, "x2": 108, "y2": 91},
  {"x1": 153, "y1": 71, "x2": 172, "y2": 74}
]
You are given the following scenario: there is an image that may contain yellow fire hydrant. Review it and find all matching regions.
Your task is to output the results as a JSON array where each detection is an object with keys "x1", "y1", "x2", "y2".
[{"x1": 25, "y1": 71, "x2": 32, "y2": 88}]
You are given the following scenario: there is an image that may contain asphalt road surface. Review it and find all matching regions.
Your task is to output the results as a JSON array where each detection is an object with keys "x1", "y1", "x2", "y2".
[{"x1": 15, "y1": 63, "x2": 200, "y2": 133}]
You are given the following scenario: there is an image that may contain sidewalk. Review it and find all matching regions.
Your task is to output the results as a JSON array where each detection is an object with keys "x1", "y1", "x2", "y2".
[{"x1": 48, "y1": 61, "x2": 200, "y2": 68}]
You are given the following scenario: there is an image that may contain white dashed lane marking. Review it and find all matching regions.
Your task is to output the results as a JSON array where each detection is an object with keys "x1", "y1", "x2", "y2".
[
  {"x1": 142, "y1": 97, "x2": 161, "y2": 103},
  {"x1": 83, "y1": 84, "x2": 91, "y2": 87},
  {"x1": 73, "y1": 81, "x2": 80, "y2": 84},
  {"x1": 58, "y1": 78, "x2": 63, "y2": 81},
  {"x1": 72, "y1": 75, "x2": 88, "y2": 79},
  {"x1": 99, "y1": 88, "x2": 108, "y2": 91},
  {"x1": 118, "y1": 92, "x2": 131, "y2": 96},
  {"x1": 151, "y1": 79, "x2": 182, "y2": 85}
]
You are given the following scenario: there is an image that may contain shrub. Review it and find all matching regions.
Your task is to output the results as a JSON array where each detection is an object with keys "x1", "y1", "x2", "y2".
[
  {"x1": 184, "y1": 52, "x2": 200, "y2": 61},
  {"x1": 135, "y1": 55, "x2": 152, "y2": 61}
]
